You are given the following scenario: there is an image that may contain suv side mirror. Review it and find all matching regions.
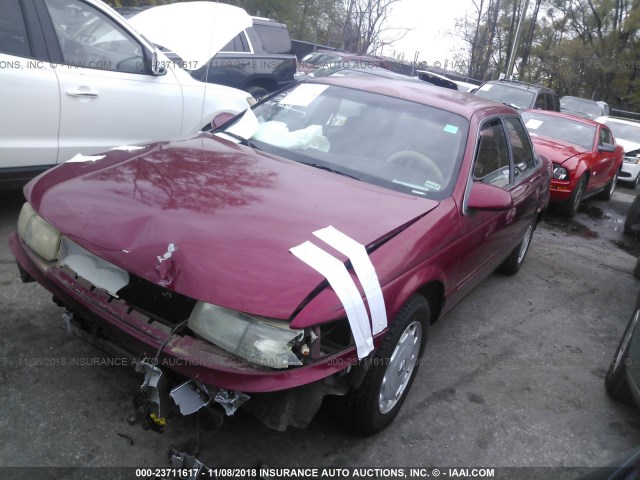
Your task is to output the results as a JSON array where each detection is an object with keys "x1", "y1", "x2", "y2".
[{"x1": 150, "y1": 50, "x2": 167, "y2": 76}]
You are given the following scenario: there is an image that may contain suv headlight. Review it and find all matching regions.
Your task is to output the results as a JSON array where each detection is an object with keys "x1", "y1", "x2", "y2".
[
  {"x1": 17, "y1": 203, "x2": 61, "y2": 261},
  {"x1": 188, "y1": 302, "x2": 304, "y2": 369},
  {"x1": 553, "y1": 165, "x2": 569, "y2": 181}
]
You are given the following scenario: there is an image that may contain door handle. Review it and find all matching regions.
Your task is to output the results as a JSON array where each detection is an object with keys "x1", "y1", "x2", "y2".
[{"x1": 66, "y1": 88, "x2": 99, "y2": 98}]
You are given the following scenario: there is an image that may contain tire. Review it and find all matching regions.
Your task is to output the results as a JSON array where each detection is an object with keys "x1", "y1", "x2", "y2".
[
  {"x1": 498, "y1": 221, "x2": 535, "y2": 275},
  {"x1": 633, "y1": 174, "x2": 640, "y2": 189},
  {"x1": 634, "y1": 258, "x2": 640, "y2": 280},
  {"x1": 598, "y1": 169, "x2": 618, "y2": 200},
  {"x1": 247, "y1": 85, "x2": 269, "y2": 100},
  {"x1": 557, "y1": 175, "x2": 586, "y2": 217},
  {"x1": 624, "y1": 195, "x2": 640, "y2": 235},
  {"x1": 605, "y1": 307, "x2": 640, "y2": 404},
  {"x1": 333, "y1": 294, "x2": 430, "y2": 435}
]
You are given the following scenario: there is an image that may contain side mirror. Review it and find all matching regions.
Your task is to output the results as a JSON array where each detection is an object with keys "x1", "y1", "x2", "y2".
[
  {"x1": 150, "y1": 50, "x2": 167, "y2": 76},
  {"x1": 467, "y1": 182, "x2": 513, "y2": 211},
  {"x1": 598, "y1": 142, "x2": 616, "y2": 153}
]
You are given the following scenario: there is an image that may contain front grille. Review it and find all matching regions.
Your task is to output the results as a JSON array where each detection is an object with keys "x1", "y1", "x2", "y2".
[{"x1": 116, "y1": 274, "x2": 197, "y2": 326}]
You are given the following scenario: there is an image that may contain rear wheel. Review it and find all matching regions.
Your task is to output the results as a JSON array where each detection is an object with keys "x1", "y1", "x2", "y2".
[
  {"x1": 333, "y1": 295, "x2": 429, "y2": 435},
  {"x1": 598, "y1": 169, "x2": 618, "y2": 200},
  {"x1": 557, "y1": 175, "x2": 586, "y2": 217},
  {"x1": 498, "y1": 221, "x2": 535, "y2": 275}
]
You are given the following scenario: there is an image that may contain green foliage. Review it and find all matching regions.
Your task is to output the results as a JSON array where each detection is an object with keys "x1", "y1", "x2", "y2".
[{"x1": 458, "y1": 0, "x2": 640, "y2": 110}]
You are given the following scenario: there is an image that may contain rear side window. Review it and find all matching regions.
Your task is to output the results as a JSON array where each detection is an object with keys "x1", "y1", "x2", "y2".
[
  {"x1": 504, "y1": 117, "x2": 537, "y2": 177},
  {"x1": 474, "y1": 119, "x2": 511, "y2": 187},
  {"x1": 0, "y1": 0, "x2": 31, "y2": 57},
  {"x1": 600, "y1": 127, "x2": 613, "y2": 145},
  {"x1": 253, "y1": 23, "x2": 291, "y2": 54},
  {"x1": 221, "y1": 32, "x2": 250, "y2": 53}
]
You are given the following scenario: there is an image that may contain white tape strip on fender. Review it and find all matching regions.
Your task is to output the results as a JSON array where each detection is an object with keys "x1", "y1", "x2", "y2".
[
  {"x1": 290, "y1": 241, "x2": 374, "y2": 359},
  {"x1": 66, "y1": 153, "x2": 105, "y2": 163},
  {"x1": 313, "y1": 226, "x2": 387, "y2": 335}
]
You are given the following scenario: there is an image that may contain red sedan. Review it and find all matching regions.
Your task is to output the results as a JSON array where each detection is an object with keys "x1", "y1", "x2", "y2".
[
  {"x1": 10, "y1": 77, "x2": 550, "y2": 435},
  {"x1": 522, "y1": 110, "x2": 623, "y2": 217}
]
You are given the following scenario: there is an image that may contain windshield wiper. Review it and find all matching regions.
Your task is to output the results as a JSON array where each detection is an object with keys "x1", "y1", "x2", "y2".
[
  {"x1": 503, "y1": 102, "x2": 521, "y2": 109},
  {"x1": 305, "y1": 163, "x2": 361, "y2": 181},
  {"x1": 217, "y1": 131, "x2": 261, "y2": 150}
]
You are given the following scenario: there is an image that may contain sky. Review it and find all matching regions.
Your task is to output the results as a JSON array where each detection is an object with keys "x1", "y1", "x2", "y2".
[{"x1": 381, "y1": 0, "x2": 476, "y2": 68}]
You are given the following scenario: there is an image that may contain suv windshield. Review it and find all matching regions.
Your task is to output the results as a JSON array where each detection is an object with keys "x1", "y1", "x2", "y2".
[
  {"x1": 475, "y1": 84, "x2": 535, "y2": 109},
  {"x1": 560, "y1": 97, "x2": 604, "y2": 118},
  {"x1": 224, "y1": 82, "x2": 468, "y2": 200}
]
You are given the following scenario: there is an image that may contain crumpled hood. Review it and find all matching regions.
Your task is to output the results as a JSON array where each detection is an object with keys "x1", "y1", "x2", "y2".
[
  {"x1": 128, "y1": 2, "x2": 252, "y2": 68},
  {"x1": 616, "y1": 138, "x2": 640, "y2": 154},
  {"x1": 530, "y1": 135, "x2": 585, "y2": 165},
  {"x1": 26, "y1": 135, "x2": 437, "y2": 319}
]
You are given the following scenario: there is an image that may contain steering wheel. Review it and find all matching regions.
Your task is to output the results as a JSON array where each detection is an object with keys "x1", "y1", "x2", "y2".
[{"x1": 386, "y1": 150, "x2": 444, "y2": 187}]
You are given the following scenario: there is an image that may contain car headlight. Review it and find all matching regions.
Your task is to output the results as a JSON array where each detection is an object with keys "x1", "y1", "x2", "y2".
[
  {"x1": 188, "y1": 302, "x2": 304, "y2": 369},
  {"x1": 553, "y1": 165, "x2": 569, "y2": 181},
  {"x1": 17, "y1": 203, "x2": 61, "y2": 261},
  {"x1": 624, "y1": 155, "x2": 640, "y2": 164}
]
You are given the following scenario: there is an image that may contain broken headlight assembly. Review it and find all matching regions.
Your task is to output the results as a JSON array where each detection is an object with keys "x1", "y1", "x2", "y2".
[
  {"x1": 188, "y1": 302, "x2": 308, "y2": 369},
  {"x1": 18, "y1": 202, "x2": 61, "y2": 262},
  {"x1": 624, "y1": 154, "x2": 640, "y2": 164}
]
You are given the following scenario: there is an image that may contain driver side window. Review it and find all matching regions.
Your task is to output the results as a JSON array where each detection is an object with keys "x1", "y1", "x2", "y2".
[
  {"x1": 473, "y1": 119, "x2": 511, "y2": 188},
  {"x1": 599, "y1": 127, "x2": 613, "y2": 146},
  {"x1": 44, "y1": 0, "x2": 146, "y2": 74}
]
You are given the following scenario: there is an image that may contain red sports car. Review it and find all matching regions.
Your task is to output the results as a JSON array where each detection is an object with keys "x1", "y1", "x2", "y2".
[
  {"x1": 10, "y1": 77, "x2": 550, "y2": 435},
  {"x1": 521, "y1": 110, "x2": 623, "y2": 217}
]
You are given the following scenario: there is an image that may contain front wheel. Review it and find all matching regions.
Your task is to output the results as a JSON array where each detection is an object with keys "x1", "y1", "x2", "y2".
[
  {"x1": 247, "y1": 85, "x2": 269, "y2": 100},
  {"x1": 605, "y1": 307, "x2": 640, "y2": 404},
  {"x1": 557, "y1": 175, "x2": 586, "y2": 217},
  {"x1": 624, "y1": 195, "x2": 640, "y2": 234},
  {"x1": 333, "y1": 295, "x2": 429, "y2": 435},
  {"x1": 498, "y1": 221, "x2": 535, "y2": 275}
]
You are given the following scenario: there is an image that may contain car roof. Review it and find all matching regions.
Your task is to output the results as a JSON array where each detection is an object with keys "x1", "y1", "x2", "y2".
[
  {"x1": 309, "y1": 76, "x2": 516, "y2": 119},
  {"x1": 483, "y1": 80, "x2": 553, "y2": 93},
  {"x1": 523, "y1": 109, "x2": 601, "y2": 127},
  {"x1": 324, "y1": 67, "x2": 422, "y2": 82},
  {"x1": 252, "y1": 17, "x2": 287, "y2": 27}
]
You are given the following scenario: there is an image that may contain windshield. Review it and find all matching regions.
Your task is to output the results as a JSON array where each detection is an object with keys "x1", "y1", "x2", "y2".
[
  {"x1": 522, "y1": 112, "x2": 596, "y2": 150},
  {"x1": 602, "y1": 120, "x2": 640, "y2": 144},
  {"x1": 475, "y1": 84, "x2": 535, "y2": 109},
  {"x1": 221, "y1": 82, "x2": 468, "y2": 200},
  {"x1": 560, "y1": 97, "x2": 604, "y2": 118}
]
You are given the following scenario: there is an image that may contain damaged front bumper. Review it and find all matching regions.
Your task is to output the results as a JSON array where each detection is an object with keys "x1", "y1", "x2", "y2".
[{"x1": 9, "y1": 233, "x2": 357, "y2": 429}]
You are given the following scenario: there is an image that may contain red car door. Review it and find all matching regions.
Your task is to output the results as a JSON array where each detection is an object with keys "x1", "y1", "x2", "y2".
[{"x1": 590, "y1": 125, "x2": 618, "y2": 190}]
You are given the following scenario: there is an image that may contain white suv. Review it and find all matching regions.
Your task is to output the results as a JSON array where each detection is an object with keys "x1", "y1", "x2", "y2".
[
  {"x1": 596, "y1": 116, "x2": 640, "y2": 188},
  {"x1": 0, "y1": 0, "x2": 253, "y2": 187}
]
